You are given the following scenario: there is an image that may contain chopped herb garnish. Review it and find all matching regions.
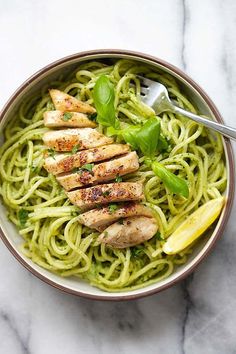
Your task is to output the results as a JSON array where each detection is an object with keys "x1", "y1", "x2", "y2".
[
  {"x1": 102, "y1": 190, "x2": 110, "y2": 197},
  {"x1": 72, "y1": 163, "x2": 94, "y2": 175},
  {"x1": 115, "y1": 175, "x2": 122, "y2": 183},
  {"x1": 89, "y1": 113, "x2": 97, "y2": 121},
  {"x1": 155, "y1": 231, "x2": 165, "y2": 241},
  {"x1": 81, "y1": 163, "x2": 94, "y2": 173},
  {"x1": 18, "y1": 209, "x2": 29, "y2": 227},
  {"x1": 48, "y1": 148, "x2": 56, "y2": 160},
  {"x1": 118, "y1": 218, "x2": 124, "y2": 225},
  {"x1": 30, "y1": 164, "x2": 39, "y2": 173},
  {"x1": 72, "y1": 167, "x2": 80, "y2": 173},
  {"x1": 95, "y1": 204, "x2": 103, "y2": 209},
  {"x1": 131, "y1": 246, "x2": 144, "y2": 258},
  {"x1": 47, "y1": 101, "x2": 55, "y2": 110},
  {"x1": 108, "y1": 203, "x2": 119, "y2": 213},
  {"x1": 104, "y1": 231, "x2": 109, "y2": 238},
  {"x1": 71, "y1": 144, "x2": 80, "y2": 154},
  {"x1": 62, "y1": 112, "x2": 73, "y2": 121}
]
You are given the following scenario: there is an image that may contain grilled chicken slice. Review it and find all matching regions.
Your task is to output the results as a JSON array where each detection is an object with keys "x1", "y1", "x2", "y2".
[
  {"x1": 43, "y1": 110, "x2": 96, "y2": 128},
  {"x1": 78, "y1": 202, "x2": 154, "y2": 231},
  {"x1": 67, "y1": 182, "x2": 144, "y2": 210},
  {"x1": 43, "y1": 128, "x2": 113, "y2": 152},
  {"x1": 98, "y1": 216, "x2": 158, "y2": 248},
  {"x1": 44, "y1": 144, "x2": 130, "y2": 175},
  {"x1": 57, "y1": 152, "x2": 139, "y2": 191},
  {"x1": 49, "y1": 89, "x2": 96, "y2": 114}
]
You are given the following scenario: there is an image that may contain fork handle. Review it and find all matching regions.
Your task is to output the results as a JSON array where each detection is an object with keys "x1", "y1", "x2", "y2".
[{"x1": 174, "y1": 106, "x2": 236, "y2": 141}]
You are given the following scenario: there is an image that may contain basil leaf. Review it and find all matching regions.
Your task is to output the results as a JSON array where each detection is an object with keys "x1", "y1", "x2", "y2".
[
  {"x1": 152, "y1": 161, "x2": 189, "y2": 198},
  {"x1": 135, "y1": 117, "x2": 160, "y2": 157},
  {"x1": 107, "y1": 118, "x2": 162, "y2": 157},
  {"x1": 106, "y1": 126, "x2": 120, "y2": 137},
  {"x1": 18, "y1": 209, "x2": 29, "y2": 227},
  {"x1": 157, "y1": 134, "x2": 169, "y2": 152},
  {"x1": 93, "y1": 75, "x2": 119, "y2": 128},
  {"x1": 107, "y1": 125, "x2": 139, "y2": 148},
  {"x1": 122, "y1": 127, "x2": 140, "y2": 149}
]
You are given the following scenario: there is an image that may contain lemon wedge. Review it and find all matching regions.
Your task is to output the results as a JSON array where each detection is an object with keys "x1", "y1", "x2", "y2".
[{"x1": 163, "y1": 197, "x2": 225, "y2": 255}]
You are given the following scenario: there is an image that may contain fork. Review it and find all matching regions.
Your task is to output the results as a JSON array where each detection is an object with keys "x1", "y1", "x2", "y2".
[{"x1": 138, "y1": 75, "x2": 236, "y2": 141}]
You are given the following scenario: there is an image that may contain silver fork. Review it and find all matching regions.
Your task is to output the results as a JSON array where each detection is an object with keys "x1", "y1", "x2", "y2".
[{"x1": 138, "y1": 75, "x2": 236, "y2": 141}]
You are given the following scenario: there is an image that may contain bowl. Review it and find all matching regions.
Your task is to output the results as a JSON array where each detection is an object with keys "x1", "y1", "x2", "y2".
[{"x1": 0, "y1": 50, "x2": 234, "y2": 301}]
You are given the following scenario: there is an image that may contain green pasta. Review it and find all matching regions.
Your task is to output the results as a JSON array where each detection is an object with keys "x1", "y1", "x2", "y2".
[{"x1": 0, "y1": 59, "x2": 227, "y2": 292}]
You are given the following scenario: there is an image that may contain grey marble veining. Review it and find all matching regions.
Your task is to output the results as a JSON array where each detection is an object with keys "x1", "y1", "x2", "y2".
[{"x1": 0, "y1": 1, "x2": 236, "y2": 353}]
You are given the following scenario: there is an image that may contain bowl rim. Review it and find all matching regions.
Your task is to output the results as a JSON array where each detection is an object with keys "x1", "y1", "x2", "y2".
[{"x1": 0, "y1": 49, "x2": 235, "y2": 301}]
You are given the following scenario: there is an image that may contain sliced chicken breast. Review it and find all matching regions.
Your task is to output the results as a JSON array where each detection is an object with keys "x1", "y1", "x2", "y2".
[
  {"x1": 49, "y1": 89, "x2": 96, "y2": 114},
  {"x1": 98, "y1": 216, "x2": 158, "y2": 248},
  {"x1": 57, "y1": 151, "x2": 139, "y2": 191},
  {"x1": 44, "y1": 144, "x2": 130, "y2": 175},
  {"x1": 43, "y1": 128, "x2": 113, "y2": 152},
  {"x1": 78, "y1": 202, "x2": 154, "y2": 231},
  {"x1": 67, "y1": 182, "x2": 144, "y2": 210},
  {"x1": 43, "y1": 110, "x2": 96, "y2": 128}
]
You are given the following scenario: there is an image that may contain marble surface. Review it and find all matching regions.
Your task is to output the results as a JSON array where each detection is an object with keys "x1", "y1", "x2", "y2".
[{"x1": 0, "y1": 0, "x2": 236, "y2": 353}]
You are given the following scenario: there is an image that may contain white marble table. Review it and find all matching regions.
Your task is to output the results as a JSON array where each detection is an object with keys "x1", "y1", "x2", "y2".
[{"x1": 1, "y1": 1, "x2": 236, "y2": 353}]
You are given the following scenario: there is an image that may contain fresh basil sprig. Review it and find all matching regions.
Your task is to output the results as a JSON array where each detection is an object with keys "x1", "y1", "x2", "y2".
[
  {"x1": 151, "y1": 161, "x2": 189, "y2": 198},
  {"x1": 93, "y1": 75, "x2": 120, "y2": 128},
  {"x1": 108, "y1": 117, "x2": 165, "y2": 157},
  {"x1": 108, "y1": 111, "x2": 188, "y2": 197}
]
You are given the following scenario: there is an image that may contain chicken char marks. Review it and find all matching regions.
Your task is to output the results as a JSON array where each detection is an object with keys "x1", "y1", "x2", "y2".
[
  {"x1": 44, "y1": 144, "x2": 131, "y2": 175},
  {"x1": 78, "y1": 202, "x2": 154, "y2": 231},
  {"x1": 56, "y1": 152, "x2": 139, "y2": 191},
  {"x1": 43, "y1": 89, "x2": 158, "y2": 248},
  {"x1": 67, "y1": 182, "x2": 144, "y2": 210}
]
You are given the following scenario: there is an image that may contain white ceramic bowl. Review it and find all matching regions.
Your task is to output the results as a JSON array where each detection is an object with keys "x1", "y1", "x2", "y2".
[{"x1": 0, "y1": 50, "x2": 234, "y2": 300}]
